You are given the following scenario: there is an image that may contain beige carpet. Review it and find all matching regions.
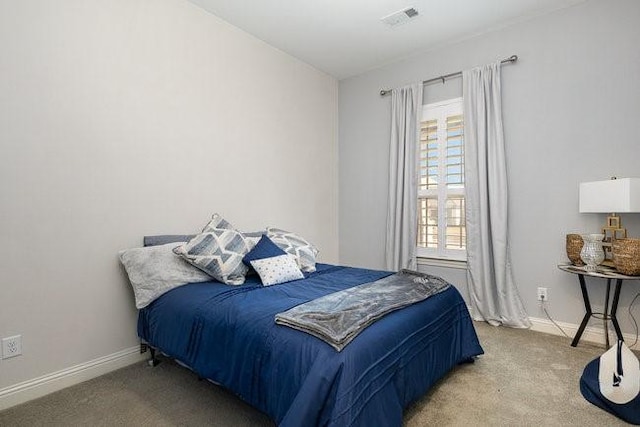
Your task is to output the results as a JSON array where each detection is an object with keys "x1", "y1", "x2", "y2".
[
  {"x1": 0, "y1": 322, "x2": 633, "y2": 426},
  {"x1": 405, "y1": 323, "x2": 631, "y2": 426}
]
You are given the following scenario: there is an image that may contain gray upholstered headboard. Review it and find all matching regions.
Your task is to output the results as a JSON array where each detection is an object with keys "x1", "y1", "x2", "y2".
[
  {"x1": 143, "y1": 235, "x2": 195, "y2": 247},
  {"x1": 143, "y1": 231, "x2": 265, "y2": 247}
]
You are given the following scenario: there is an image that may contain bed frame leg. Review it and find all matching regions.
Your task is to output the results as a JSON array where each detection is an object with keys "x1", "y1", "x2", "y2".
[{"x1": 147, "y1": 347, "x2": 161, "y2": 367}]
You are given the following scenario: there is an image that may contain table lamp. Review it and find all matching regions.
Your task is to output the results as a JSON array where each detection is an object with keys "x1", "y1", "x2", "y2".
[{"x1": 579, "y1": 177, "x2": 640, "y2": 266}]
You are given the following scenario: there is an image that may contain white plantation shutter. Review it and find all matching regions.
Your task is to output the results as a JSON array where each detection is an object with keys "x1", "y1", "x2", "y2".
[{"x1": 417, "y1": 98, "x2": 466, "y2": 260}]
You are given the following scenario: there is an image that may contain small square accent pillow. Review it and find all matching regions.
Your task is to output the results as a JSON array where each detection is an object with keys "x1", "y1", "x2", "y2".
[
  {"x1": 250, "y1": 254, "x2": 304, "y2": 286},
  {"x1": 267, "y1": 227, "x2": 319, "y2": 272},
  {"x1": 243, "y1": 235, "x2": 286, "y2": 267},
  {"x1": 174, "y1": 216, "x2": 256, "y2": 285},
  {"x1": 119, "y1": 242, "x2": 212, "y2": 309}
]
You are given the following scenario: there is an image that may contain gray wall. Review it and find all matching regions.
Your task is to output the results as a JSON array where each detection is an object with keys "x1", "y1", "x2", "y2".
[
  {"x1": 339, "y1": 0, "x2": 640, "y2": 333},
  {"x1": 0, "y1": 0, "x2": 338, "y2": 390}
]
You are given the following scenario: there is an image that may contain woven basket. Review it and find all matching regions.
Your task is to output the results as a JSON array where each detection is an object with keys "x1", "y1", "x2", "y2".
[
  {"x1": 566, "y1": 234, "x2": 585, "y2": 266},
  {"x1": 612, "y1": 238, "x2": 640, "y2": 275}
]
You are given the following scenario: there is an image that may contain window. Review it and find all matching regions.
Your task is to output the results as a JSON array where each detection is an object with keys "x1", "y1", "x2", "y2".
[{"x1": 417, "y1": 98, "x2": 466, "y2": 261}]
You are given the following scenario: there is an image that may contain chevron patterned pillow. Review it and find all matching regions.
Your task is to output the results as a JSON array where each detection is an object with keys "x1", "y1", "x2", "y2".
[
  {"x1": 201, "y1": 212, "x2": 234, "y2": 232},
  {"x1": 174, "y1": 216, "x2": 256, "y2": 285},
  {"x1": 266, "y1": 227, "x2": 319, "y2": 273}
]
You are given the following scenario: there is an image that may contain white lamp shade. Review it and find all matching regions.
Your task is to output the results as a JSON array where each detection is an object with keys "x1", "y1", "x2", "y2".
[{"x1": 579, "y1": 178, "x2": 640, "y2": 213}]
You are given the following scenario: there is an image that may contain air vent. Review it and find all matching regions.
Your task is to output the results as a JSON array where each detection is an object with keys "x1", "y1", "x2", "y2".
[{"x1": 381, "y1": 7, "x2": 420, "y2": 27}]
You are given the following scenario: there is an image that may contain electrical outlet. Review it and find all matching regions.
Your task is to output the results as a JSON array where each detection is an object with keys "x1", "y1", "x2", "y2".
[
  {"x1": 537, "y1": 287, "x2": 548, "y2": 302},
  {"x1": 2, "y1": 335, "x2": 22, "y2": 359}
]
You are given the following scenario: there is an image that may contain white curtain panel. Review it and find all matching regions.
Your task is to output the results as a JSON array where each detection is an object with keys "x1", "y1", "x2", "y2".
[
  {"x1": 385, "y1": 83, "x2": 423, "y2": 271},
  {"x1": 462, "y1": 62, "x2": 530, "y2": 328}
]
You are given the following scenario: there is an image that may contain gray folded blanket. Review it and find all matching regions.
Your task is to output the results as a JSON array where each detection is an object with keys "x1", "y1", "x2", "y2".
[{"x1": 274, "y1": 269, "x2": 450, "y2": 351}]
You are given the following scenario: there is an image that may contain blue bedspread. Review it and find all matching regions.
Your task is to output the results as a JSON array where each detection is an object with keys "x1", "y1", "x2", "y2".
[{"x1": 138, "y1": 264, "x2": 483, "y2": 427}]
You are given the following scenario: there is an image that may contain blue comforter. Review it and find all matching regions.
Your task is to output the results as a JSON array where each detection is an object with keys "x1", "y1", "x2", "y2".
[{"x1": 138, "y1": 264, "x2": 483, "y2": 427}]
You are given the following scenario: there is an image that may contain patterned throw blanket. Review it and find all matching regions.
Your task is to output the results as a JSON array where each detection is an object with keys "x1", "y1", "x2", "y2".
[{"x1": 275, "y1": 269, "x2": 450, "y2": 351}]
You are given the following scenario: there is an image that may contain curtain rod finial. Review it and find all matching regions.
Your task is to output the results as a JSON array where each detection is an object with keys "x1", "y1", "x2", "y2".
[{"x1": 380, "y1": 89, "x2": 389, "y2": 96}]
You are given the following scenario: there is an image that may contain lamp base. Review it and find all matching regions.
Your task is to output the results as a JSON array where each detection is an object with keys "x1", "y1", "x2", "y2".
[{"x1": 602, "y1": 214, "x2": 627, "y2": 262}]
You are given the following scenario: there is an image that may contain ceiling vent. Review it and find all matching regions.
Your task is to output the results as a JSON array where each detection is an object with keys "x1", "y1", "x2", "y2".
[{"x1": 381, "y1": 7, "x2": 420, "y2": 27}]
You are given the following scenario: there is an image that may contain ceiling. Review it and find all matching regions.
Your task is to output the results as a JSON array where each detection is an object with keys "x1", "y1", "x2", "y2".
[{"x1": 188, "y1": 0, "x2": 586, "y2": 79}]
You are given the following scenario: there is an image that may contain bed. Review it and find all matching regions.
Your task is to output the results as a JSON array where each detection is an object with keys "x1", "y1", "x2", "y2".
[{"x1": 137, "y1": 257, "x2": 483, "y2": 427}]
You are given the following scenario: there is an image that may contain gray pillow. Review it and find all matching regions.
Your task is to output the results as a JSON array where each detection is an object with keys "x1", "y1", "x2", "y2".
[{"x1": 119, "y1": 242, "x2": 212, "y2": 309}]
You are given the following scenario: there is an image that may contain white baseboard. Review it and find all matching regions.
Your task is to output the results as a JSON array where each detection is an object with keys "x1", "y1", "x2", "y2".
[
  {"x1": 529, "y1": 316, "x2": 638, "y2": 349},
  {"x1": 0, "y1": 346, "x2": 146, "y2": 411}
]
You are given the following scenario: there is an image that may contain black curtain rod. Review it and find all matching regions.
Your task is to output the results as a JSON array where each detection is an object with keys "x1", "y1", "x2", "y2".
[{"x1": 379, "y1": 55, "x2": 518, "y2": 96}]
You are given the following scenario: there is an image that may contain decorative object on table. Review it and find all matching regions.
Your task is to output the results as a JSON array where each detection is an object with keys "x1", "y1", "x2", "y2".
[
  {"x1": 566, "y1": 234, "x2": 585, "y2": 266},
  {"x1": 580, "y1": 234, "x2": 605, "y2": 271},
  {"x1": 612, "y1": 238, "x2": 640, "y2": 275},
  {"x1": 579, "y1": 177, "x2": 640, "y2": 266}
]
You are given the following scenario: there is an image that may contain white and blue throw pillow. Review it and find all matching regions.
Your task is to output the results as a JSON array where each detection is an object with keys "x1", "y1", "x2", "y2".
[
  {"x1": 267, "y1": 227, "x2": 319, "y2": 272},
  {"x1": 250, "y1": 254, "x2": 304, "y2": 286},
  {"x1": 174, "y1": 215, "x2": 256, "y2": 285}
]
